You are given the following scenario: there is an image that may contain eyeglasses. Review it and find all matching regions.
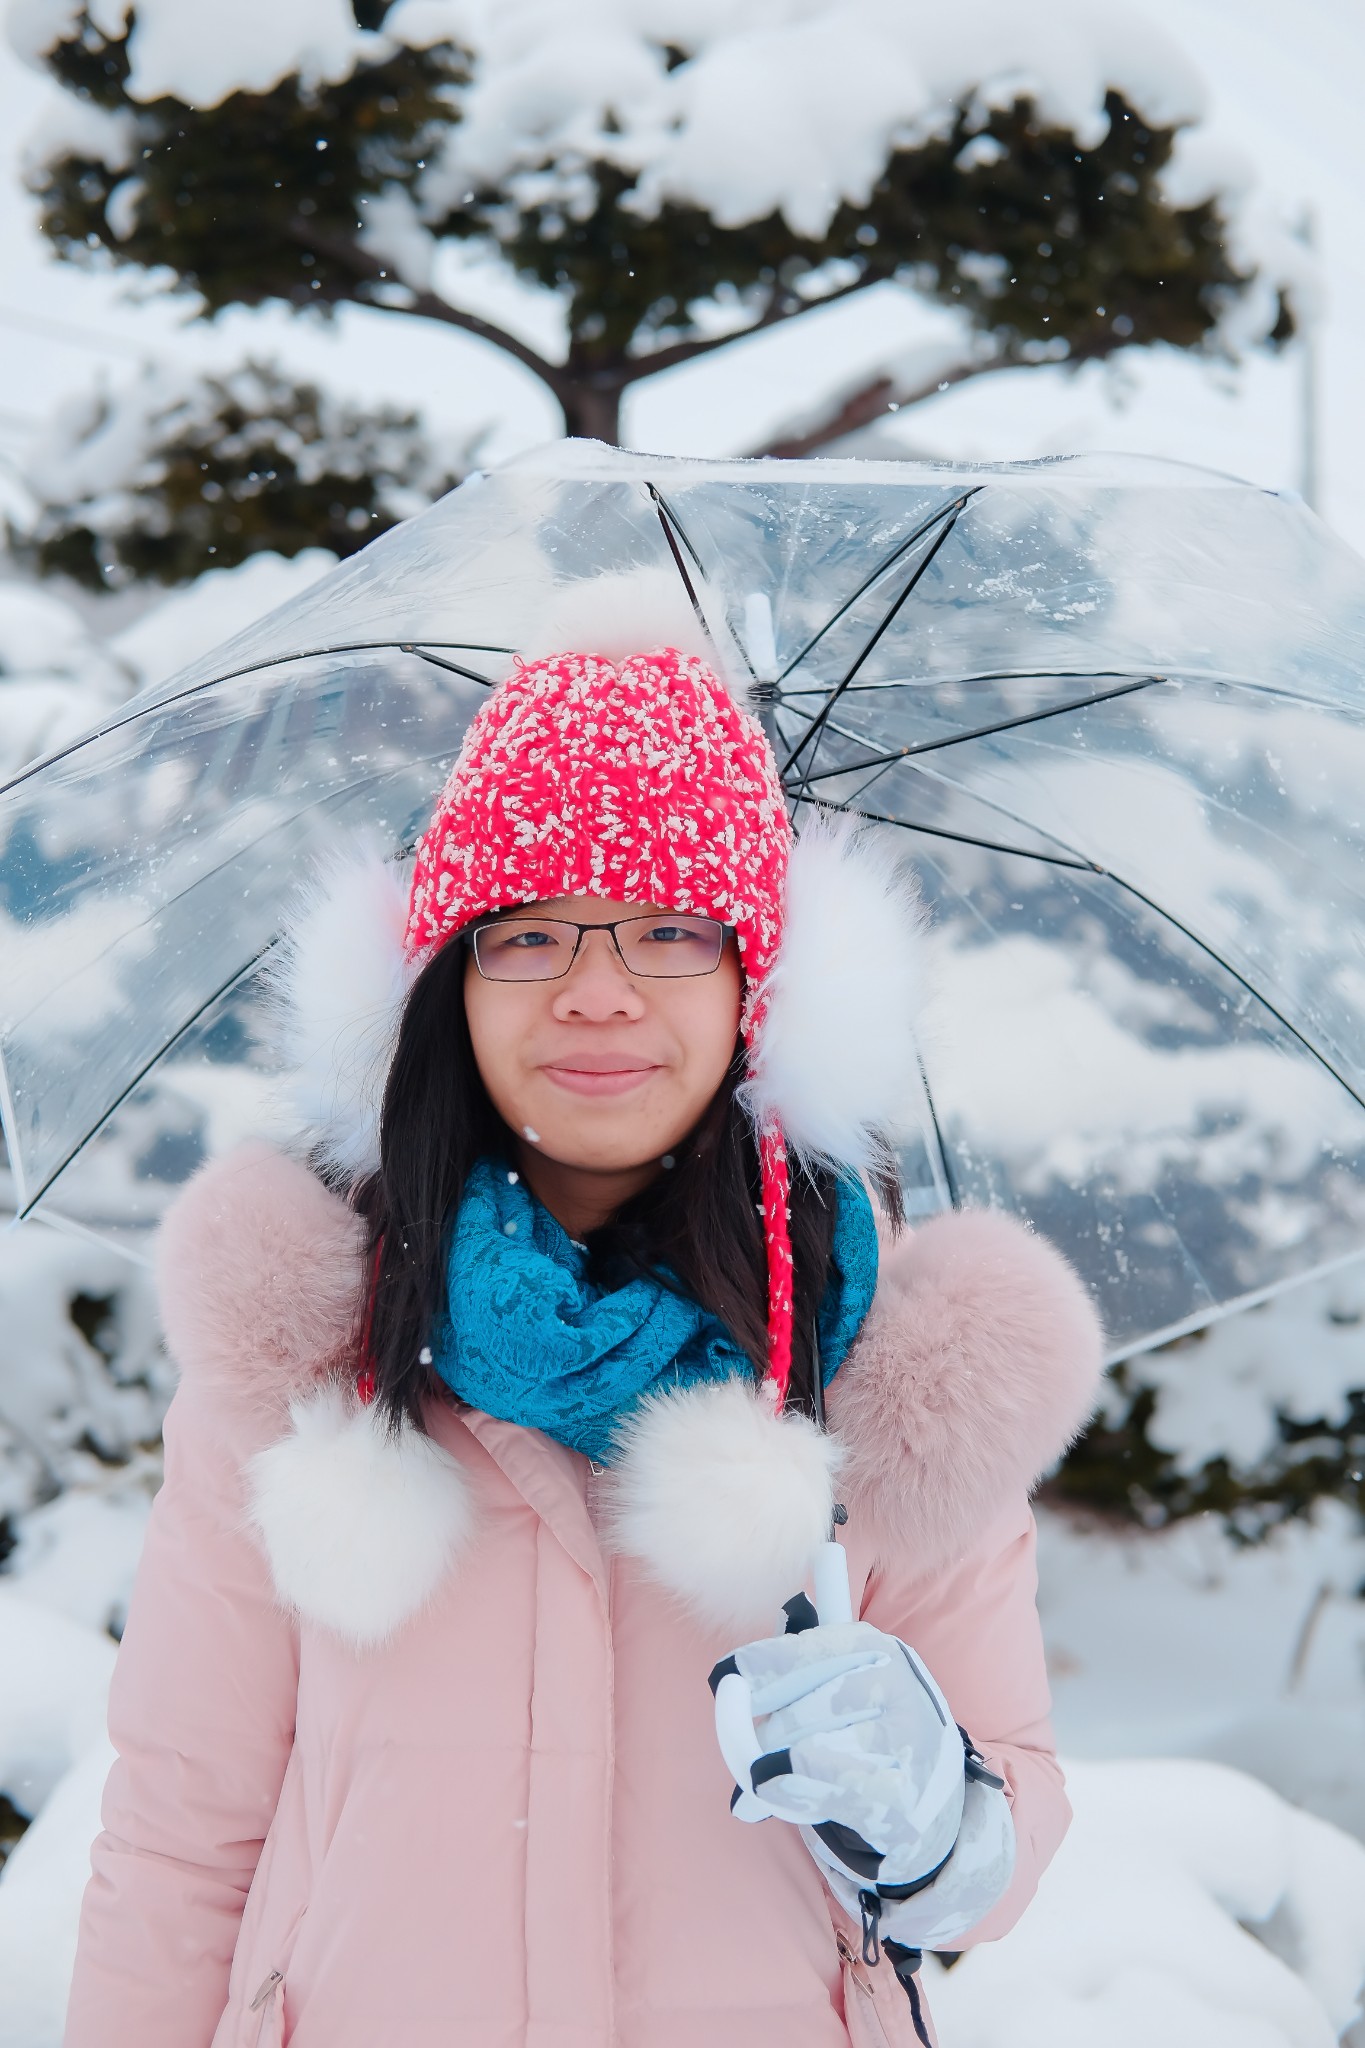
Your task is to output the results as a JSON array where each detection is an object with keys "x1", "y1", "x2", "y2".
[{"x1": 465, "y1": 913, "x2": 730, "y2": 982}]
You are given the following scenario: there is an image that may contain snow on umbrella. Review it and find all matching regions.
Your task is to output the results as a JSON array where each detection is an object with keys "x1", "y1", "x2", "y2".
[{"x1": 4, "y1": 442, "x2": 1365, "y2": 1360}]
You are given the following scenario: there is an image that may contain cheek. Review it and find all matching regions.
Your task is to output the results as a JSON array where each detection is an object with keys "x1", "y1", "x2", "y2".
[
  {"x1": 463, "y1": 959, "x2": 535, "y2": 1121},
  {"x1": 677, "y1": 953, "x2": 744, "y2": 1095}
]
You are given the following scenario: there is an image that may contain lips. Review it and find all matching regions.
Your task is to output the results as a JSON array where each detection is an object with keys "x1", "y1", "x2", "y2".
[{"x1": 542, "y1": 1053, "x2": 662, "y2": 1097}]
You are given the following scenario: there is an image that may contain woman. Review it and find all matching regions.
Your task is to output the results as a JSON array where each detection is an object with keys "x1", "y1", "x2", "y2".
[{"x1": 64, "y1": 637, "x2": 1102, "y2": 2048}]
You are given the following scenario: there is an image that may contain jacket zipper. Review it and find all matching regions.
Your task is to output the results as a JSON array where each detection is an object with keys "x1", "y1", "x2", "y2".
[
  {"x1": 835, "y1": 1930, "x2": 875, "y2": 1997},
  {"x1": 249, "y1": 1969, "x2": 283, "y2": 2044},
  {"x1": 249, "y1": 1971, "x2": 283, "y2": 2010}
]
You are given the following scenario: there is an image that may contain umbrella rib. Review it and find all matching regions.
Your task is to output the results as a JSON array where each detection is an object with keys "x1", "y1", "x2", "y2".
[
  {"x1": 646, "y1": 484, "x2": 707, "y2": 576},
  {"x1": 1095, "y1": 868, "x2": 1365, "y2": 1116},
  {"x1": 1101, "y1": 1241, "x2": 1365, "y2": 1367},
  {"x1": 799, "y1": 792, "x2": 1094, "y2": 867},
  {"x1": 0, "y1": 642, "x2": 511, "y2": 798},
  {"x1": 783, "y1": 504, "x2": 972, "y2": 791},
  {"x1": 778, "y1": 666, "x2": 1161, "y2": 698},
  {"x1": 777, "y1": 488, "x2": 984, "y2": 684},
  {"x1": 403, "y1": 647, "x2": 505, "y2": 687},
  {"x1": 0, "y1": 1043, "x2": 27, "y2": 1214},
  {"x1": 650, "y1": 498, "x2": 713, "y2": 636},
  {"x1": 646, "y1": 488, "x2": 761, "y2": 690},
  {"x1": 14, "y1": 943, "x2": 278, "y2": 1222},
  {"x1": 798, "y1": 674, "x2": 1161, "y2": 785},
  {"x1": 912, "y1": 1054, "x2": 960, "y2": 1211}
]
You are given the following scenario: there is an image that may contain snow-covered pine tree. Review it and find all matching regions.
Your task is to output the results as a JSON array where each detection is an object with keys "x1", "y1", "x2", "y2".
[{"x1": 13, "y1": 0, "x2": 1297, "y2": 462}]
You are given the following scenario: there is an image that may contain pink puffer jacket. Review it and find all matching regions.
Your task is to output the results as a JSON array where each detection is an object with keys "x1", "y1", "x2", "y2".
[{"x1": 64, "y1": 1146, "x2": 1102, "y2": 2048}]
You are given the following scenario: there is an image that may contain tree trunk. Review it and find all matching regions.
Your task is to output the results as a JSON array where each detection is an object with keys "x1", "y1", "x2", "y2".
[{"x1": 558, "y1": 378, "x2": 623, "y2": 445}]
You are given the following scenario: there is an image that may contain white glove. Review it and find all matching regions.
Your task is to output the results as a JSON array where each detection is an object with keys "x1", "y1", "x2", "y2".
[{"x1": 709, "y1": 1545, "x2": 1016, "y2": 1959}]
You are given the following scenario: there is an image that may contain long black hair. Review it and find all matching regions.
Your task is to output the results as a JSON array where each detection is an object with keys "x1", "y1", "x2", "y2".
[{"x1": 350, "y1": 936, "x2": 903, "y2": 1433}]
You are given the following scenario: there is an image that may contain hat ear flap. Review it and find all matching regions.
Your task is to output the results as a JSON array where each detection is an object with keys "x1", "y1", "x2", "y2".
[
  {"x1": 269, "y1": 848, "x2": 414, "y2": 1180},
  {"x1": 743, "y1": 814, "x2": 927, "y2": 1173}
]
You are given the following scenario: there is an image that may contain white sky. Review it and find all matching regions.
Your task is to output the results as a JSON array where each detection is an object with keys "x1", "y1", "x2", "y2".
[{"x1": 0, "y1": 0, "x2": 1362, "y2": 548}]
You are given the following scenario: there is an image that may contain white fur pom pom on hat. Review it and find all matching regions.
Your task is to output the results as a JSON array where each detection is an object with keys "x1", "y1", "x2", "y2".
[
  {"x1": 269, "y1": 847, "x2": 413, "y2": 1182},
  {"x1": 247, "y1": 1384, "x2": 475, "y2": 1650},
  {"x1": 601, "y1": 1377, "x2": 843, "y2": 1635},
  {"x1": 744, "y1": 811, "x2": 927, "y2": 1172}
]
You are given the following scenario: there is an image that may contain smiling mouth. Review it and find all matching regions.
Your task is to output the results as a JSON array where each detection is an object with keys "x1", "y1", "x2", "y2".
[{"x1": 542, "y1": 1058, "x2": 662, "y2": 1097}]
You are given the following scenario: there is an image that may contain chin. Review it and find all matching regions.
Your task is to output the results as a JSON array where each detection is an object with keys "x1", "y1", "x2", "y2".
[
  {"x1": 523, "y1": 1096, "x2": 677, "y2": 1169},
  {"x1": 523, "y1": 1108, "x2": 673, "y2": 1173},
  {"x1": 540, "y1": 1134, "x2": 669, "y2": 1174}
]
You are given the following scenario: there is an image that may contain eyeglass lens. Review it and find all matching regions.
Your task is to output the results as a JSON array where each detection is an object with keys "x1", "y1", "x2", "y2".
[{"x1": 472, "y1": 915, "x2": 725, "y2": 980}]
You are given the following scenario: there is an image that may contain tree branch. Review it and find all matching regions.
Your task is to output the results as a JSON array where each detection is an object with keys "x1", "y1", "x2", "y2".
[
  {"x1": 751, "y1": 350, "x2": 1010, "y2": 459},
  {"x1": 291, "y1": 221, "x2": 572, "y2": 400},
  {"x1": 614, "y1": 269, "x2": 889, "y2": 387}
]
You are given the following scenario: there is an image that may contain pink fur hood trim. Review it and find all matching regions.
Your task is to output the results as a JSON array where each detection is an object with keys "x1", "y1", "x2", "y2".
[
  {"x1": 828, "y1": 1207, "x2": 1103, "y2": 1573},
  {"x1": 156, "y1": 1146, "x2": 1103, "y2": 1573},
  {"x1": 155, "y1": 1141, "x2": 363, "y2": 1429}
]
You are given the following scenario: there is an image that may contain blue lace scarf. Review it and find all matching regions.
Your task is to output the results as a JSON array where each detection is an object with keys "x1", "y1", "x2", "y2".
[{"x1": 429, "y1": 1158, "x2": 880, "y2": 1465}]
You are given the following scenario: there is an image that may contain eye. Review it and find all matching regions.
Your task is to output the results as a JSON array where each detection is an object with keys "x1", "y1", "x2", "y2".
[{"x1": 483, "y1": 923, "x2": 564, "y2": 952}]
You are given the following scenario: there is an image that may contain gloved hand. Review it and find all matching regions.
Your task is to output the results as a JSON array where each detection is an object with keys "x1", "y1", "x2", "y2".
[{"x1": 709, "y1": 1547, "x2": 1016, "y2": 1957}]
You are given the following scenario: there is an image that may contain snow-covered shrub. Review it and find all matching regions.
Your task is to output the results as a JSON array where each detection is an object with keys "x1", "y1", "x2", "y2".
[
  {"x1": 0, "y1": 1228, "x2": 168, "y2": 1630},
  {"x1": 11, "y1": 361, "x2": 469, "y2": 590},
  {"x1": 0, "y1": 1227, "x2": 166, "y2": 1871},
  {"x1": 1052, "y1": 1269, "x2": 1365, "y2": 1540}
]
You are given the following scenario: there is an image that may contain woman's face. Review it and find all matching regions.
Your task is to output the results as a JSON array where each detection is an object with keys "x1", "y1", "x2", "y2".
[{"x1": 463, "y1": 894, "x2": 742, "y2": 1221}]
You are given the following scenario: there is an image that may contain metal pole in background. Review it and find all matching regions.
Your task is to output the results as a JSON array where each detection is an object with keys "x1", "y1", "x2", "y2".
[{"x1": 1296, "y1": 207, "x2": 1320, "y2": 516}]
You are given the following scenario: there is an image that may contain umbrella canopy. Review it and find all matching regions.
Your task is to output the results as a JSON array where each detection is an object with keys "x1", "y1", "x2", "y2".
[{"x1": 4, "y1": 443, "x2": 1365, "y2": 1360}]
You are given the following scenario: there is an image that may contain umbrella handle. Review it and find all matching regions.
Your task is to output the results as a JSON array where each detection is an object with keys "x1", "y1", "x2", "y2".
[{"x1": 813, "y1": 1538, "x2": 853, "y2": 1626}]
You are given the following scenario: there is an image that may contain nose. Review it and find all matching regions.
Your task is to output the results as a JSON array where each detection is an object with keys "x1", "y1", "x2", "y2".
[{"x1": 551, "y1": 927, "x2": 647, "y2": 1022}]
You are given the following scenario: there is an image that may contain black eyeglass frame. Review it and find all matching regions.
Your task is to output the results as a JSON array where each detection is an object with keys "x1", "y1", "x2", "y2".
[{"x1": 462, "y1": 912, "x2": 733, "y2": 982}]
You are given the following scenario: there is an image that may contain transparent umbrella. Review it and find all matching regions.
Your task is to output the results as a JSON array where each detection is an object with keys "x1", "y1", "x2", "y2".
[{"x1": 4, "y1": 443, "x2": 1365, "y2": 1360}]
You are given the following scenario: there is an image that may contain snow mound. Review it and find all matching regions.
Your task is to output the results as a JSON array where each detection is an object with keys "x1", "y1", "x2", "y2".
[
  {"x1": 0, "y1": 1590, "x2": 116, "y2": 2048},
  {"x1": 0, "y1": 1738, "x2": 113, "y2": 2048},
  {"x1": 927, "y1": 1756, "x2": 1365, "y2": 2046},
  {"x1": 0, "y1": 1587, "x2": 113, "y2": 1824}
]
